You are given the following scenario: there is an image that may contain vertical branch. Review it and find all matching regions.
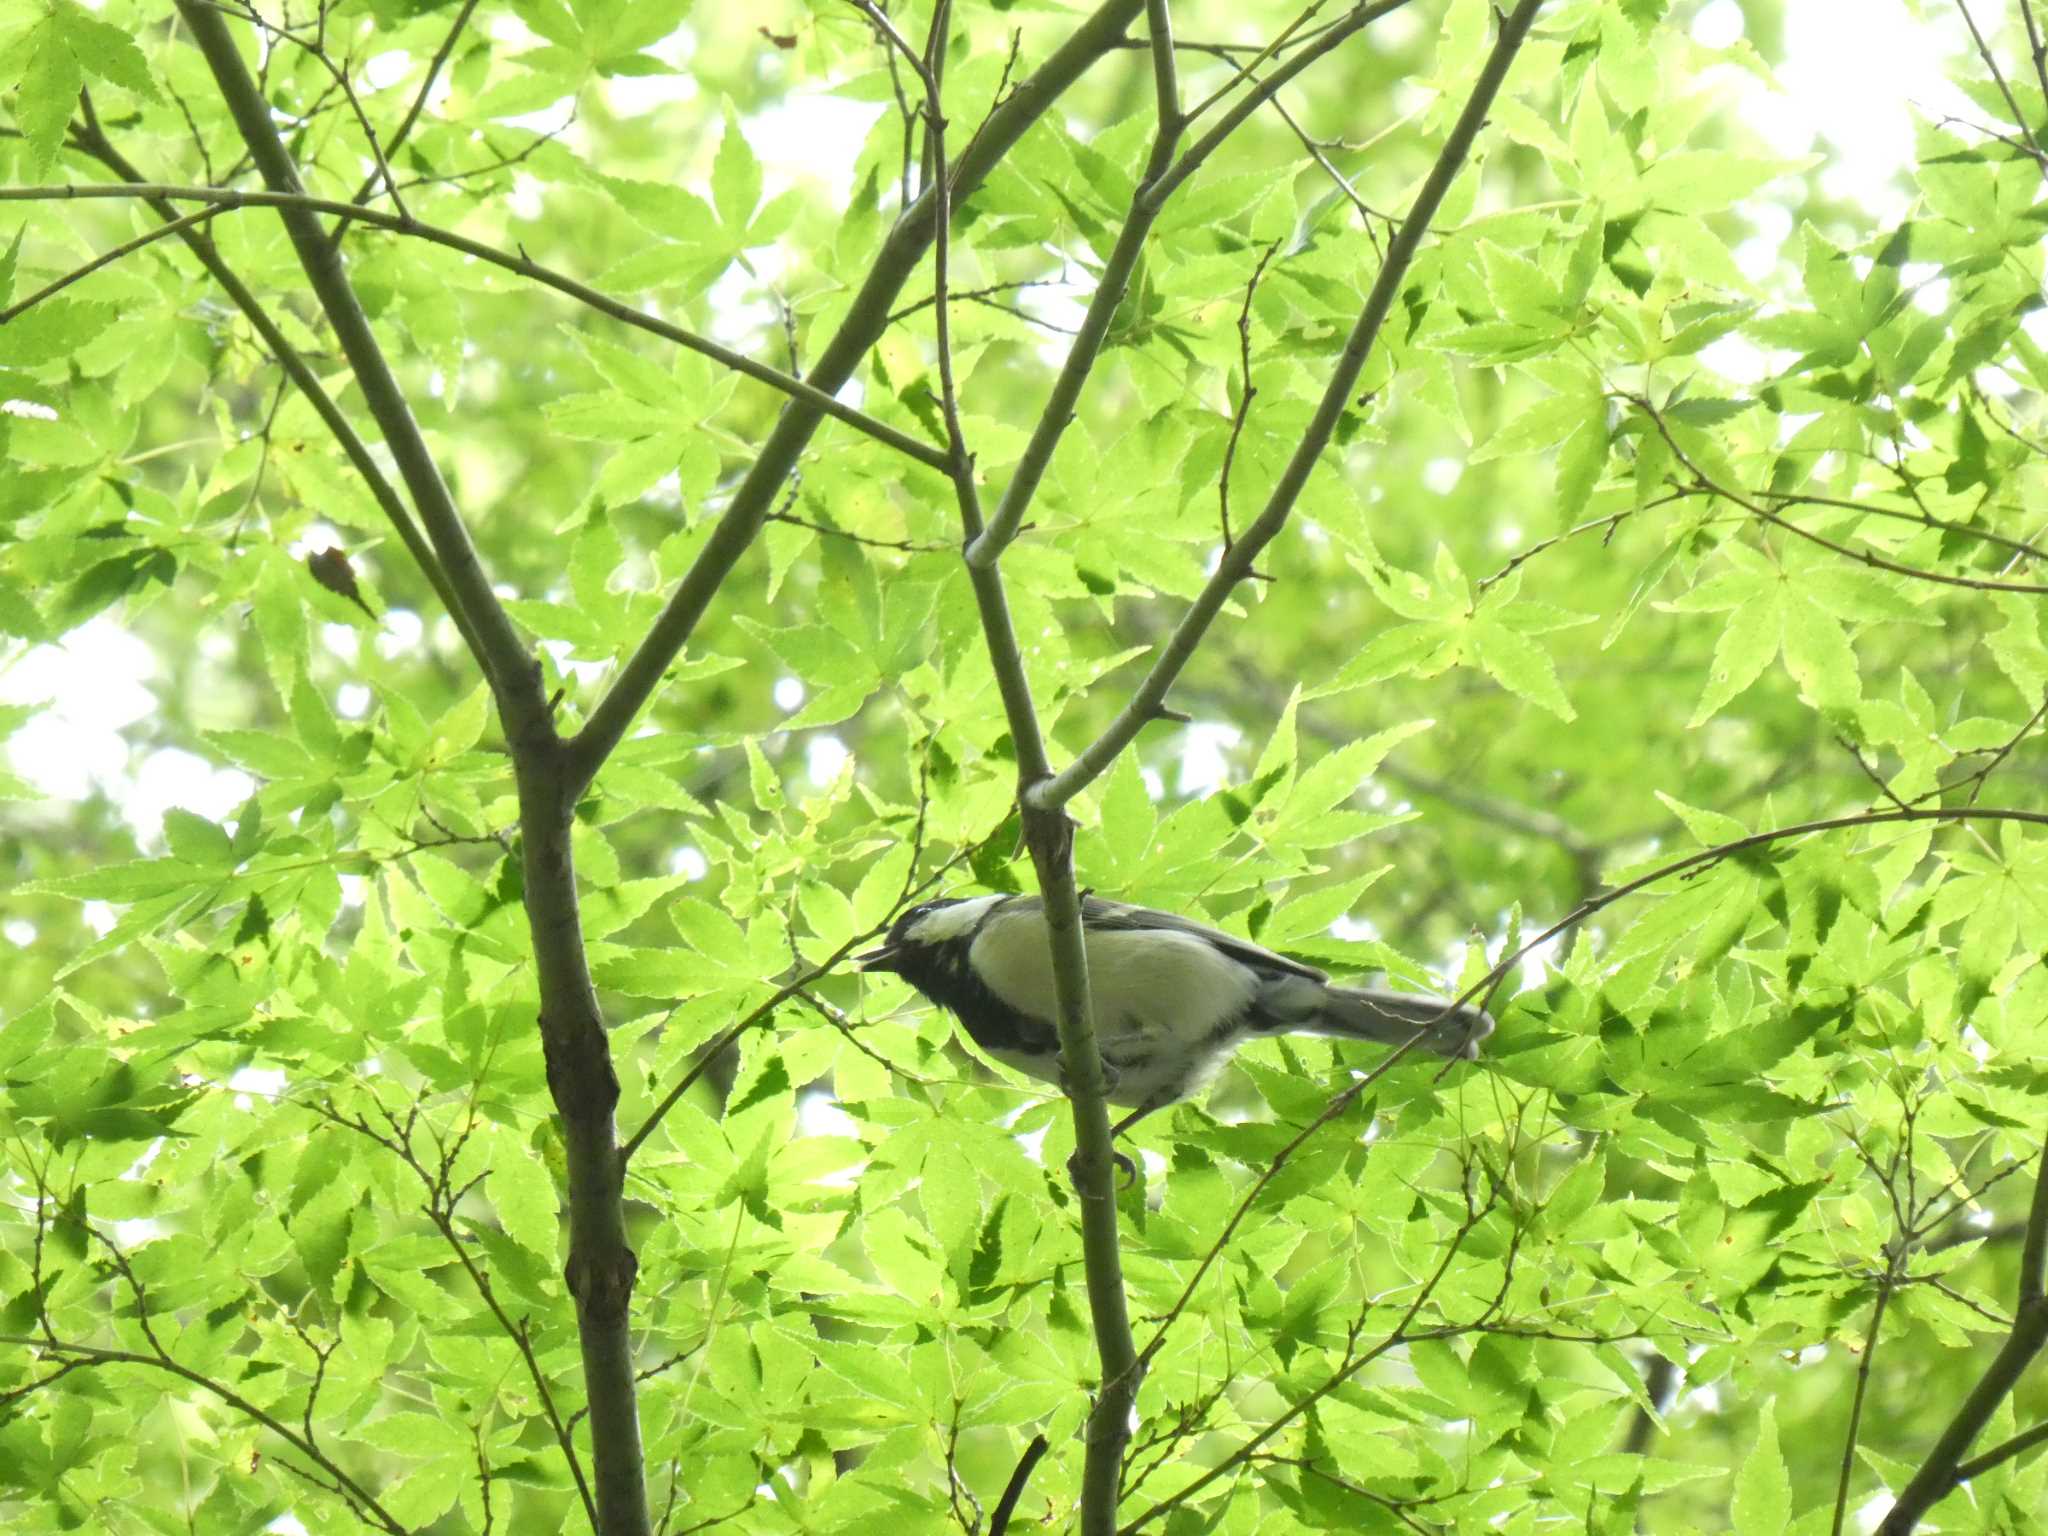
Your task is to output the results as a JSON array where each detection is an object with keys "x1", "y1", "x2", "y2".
[
  {"x1": 950, "y1": 5, "x2": 1538, "y2": 1528},
  {"x1": 1217, "y1": 242, "x2": 1280, "y2": 553},
  {"x1": 939, "y1": 4, "x2": 1186, "y2": 1530},
  {"x1": 1877, "y1": 1146, "x2": 2048, "y2": 1534},
  {"x1": 170, "y1": 8, "x2": 647, "y2": 1533},
  {"x1": 2022, "y1": 0, "x2": 2048, "y2": 119},
  {"x1": 877, "y1": 0, "x2": 1184, "y2": 1525},
  {"x1": 1832, "y1": 1255, "x2": 1902, "y2": 1536}
]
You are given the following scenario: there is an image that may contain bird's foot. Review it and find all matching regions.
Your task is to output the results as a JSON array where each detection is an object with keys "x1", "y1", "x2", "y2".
[{"x1": 1065, "y1": 1145, "x2": 1138, "y2": 1192}]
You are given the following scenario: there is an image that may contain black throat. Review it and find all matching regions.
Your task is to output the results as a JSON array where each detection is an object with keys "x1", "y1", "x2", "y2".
[{"x1": 888, "y1": 945, "x2": 1060, "y2": 1059}]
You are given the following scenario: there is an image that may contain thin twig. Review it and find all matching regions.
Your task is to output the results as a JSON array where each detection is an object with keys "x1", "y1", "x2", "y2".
[
  {"x1": 1877, "y1": 1143, "x2": 2048, "y2": 1532},
  {"x1": 1832, "y1": 1251, "x2": 1903, "y2": 1536},
  {"x1": 339, "y1": 0, "x2": 483, "y2": 218},
  {"x1": 1153, "y1": 0, "x2": 1420, "y2": 207},
  {"x1": 1029, "y1": 0, "x2": 1547, "y2": 812},
  {"x1": 1270, "y1": 89, "x2": 1392, "y2": 252},
  {"x1": 1625, "y1": 392, "x2": 2048, "y2": 595},
  {"x1": 765, "y1": 509, "x2": 950, "y2": 553},
  {"x1": 305, "y1": 1092, "x2": 600, "y2": 1526},
  {"x1": 1218, "y1": 242, "x2": 1281, "y2": 555},
  {"x1": 0, "y1": 181, "x2": 950, "y2": 474},
  {"x1": 989, "y1": 1435, "x2": 1052, "y2": 1536},
  {"x1": 1953, "y1": 0, "x2": 2048, "y2": 163},
  {"x1": 961, "y1": 0, "x2": 1190, "y2": 570},
  {"x1": 0, "y1": 1331, "x2": 408, "y2": 1533},
  {"x1": 620, "y1": 837, "x2": 986, "y2": 1162},
  {"x1": 0, "y1": 203, "x2": 231, "y2": 322},
  {"x1": 1122, "y1": 1169, "x2": 1510, "y2": 1533}
]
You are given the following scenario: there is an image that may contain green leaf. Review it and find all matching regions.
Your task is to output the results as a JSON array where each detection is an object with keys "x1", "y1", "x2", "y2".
[
  {"x1": 487, "y1": 1125, "x2": 561, "y2": 1266},
  {"x1": 0, "y1": 225, "x2": 21, "y2": 306},
  {"x1": 1471, "y1": 618, "x2": 1575, "y2": 720},
  {"x1": 1689, "y1": 607, "x2": 1781, "y2": 726},
  {"x1": 712, "y1": 102, "x2": 763, "y2": 232},
  {"x1": 1542, "y1": 1149, "x2": 1606, "y2": 1235},
  {"x1": 426, "y1": 682, "x2": 493, "y2": 765},
  {"x1": 0, "y1": 299, "x2": 119, "y2": 366},
  {"x1": 1780, "y1": 600, "x2": 1860, "y2": 712},
  {"x1": 1641, "y1": 152, "x2": 1814, "y2": 214},
  {"x1": 1261, "y1": 721, "x2": 1431, "y2": 843},
  {"x1": 161, "y1": 809, "x2": 233, "y2": 869},
  {"x1": 14, "y1": 21, "x2": 83, "y2": 169},
  {"x1": 54, "y1": 1, "x2": 161, "y2": 101},
  {"x1": 1093, "y1": 749, "x2": 1156, "y2": 875},
  {"x1": 1654, "y1": 793, "x2": 1748, "y2": 849},
  {"x1": 1732, "y1": 1401, "x2": 1790, "y2": 1534}
]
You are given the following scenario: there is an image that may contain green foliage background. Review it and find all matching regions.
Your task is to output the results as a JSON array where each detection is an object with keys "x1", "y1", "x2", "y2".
[{"x1": 4, "y1": 0, "x2": 2048, "y2": 1532}]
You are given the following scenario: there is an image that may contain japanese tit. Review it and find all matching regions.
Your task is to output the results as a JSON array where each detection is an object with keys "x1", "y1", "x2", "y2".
[{"x1": 857, "y1": 893, "x2": 1493, "y2": 1143}]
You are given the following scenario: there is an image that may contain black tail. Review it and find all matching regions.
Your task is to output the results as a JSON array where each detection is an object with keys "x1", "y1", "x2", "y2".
[{"x1": 1307, "y1": 985, "x2": 1493, "y2": 1060}]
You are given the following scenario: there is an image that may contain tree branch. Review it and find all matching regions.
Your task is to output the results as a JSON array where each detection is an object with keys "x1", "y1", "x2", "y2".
[
  {"x1": 1954, "y1": 1417, "x2": 2048, "y2": 1482},
  {"x1": 0, "y1": 1334, "x2": 406, "y2": 1534},
  {"x1": 1153, "y1": 0, "x2": 1423, "y2": 207},
  {"x1": 1626, "y1": 392, "x2": 2048, "y2": 596},
  {"x1": 960, "y1": 0, "x2": 1186, "y2": 569},
  {"x1": 1028, "y1": 0, "x2": 1548, "y2": 812},
  {"x1": 1877, "y1": 1141, "x2": 2048, "y2": 1533},
  {"x1": 990, "y1": 1434, "x2": 1052, "y2": 1536},
  {"x1": 0, "y1": 202, "x2": 229, "y2": 322},
  {"x1": 0, "y1": 179, "x2": 951, "y2": 475},
  {"x1": 169, "y1": 2, "x2": 540, "y2": 713},
  {"x1": 1834, "y1": 1250, "x2": 1904, "y2": 1536},
  {"x1": 64, "y1": 109, "x2": 484, "y2": 663},
  {"x1": 336, "y1": 0, "x2": 484, "y2": 222},
  {"x1": 938, "y1": 6, "x2": 1190, "y2": 1529},
  {"x1": 168, "y1": 8, "x2": 651, "y2": 1530},
  {"x1": 1953, "y1": 0, "x2": 2048, "y2": 164},
  {"x1": 559, "y1": 0, "x2": 1148, "y2": 797}
]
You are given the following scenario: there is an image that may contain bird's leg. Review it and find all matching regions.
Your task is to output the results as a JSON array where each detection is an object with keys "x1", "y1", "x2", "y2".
[
  {"x1": 1065, "y1": 1094, "x2": 1171, "y2": 1191},
  {"x1": 1066, "y1": 1142, "x2": 1138, "y2": 1191},
  {"x1": 1107, "y1": 1099, "x2": 1169, "y2": 1141},
  {"x1": 1101, "y1": 1097, "x2": 1176, "y2": 1187}
]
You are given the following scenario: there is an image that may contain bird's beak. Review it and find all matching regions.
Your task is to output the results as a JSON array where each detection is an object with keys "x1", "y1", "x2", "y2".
[{"x1": 854, "y1": 945, "x2": 900, "y2": 973}]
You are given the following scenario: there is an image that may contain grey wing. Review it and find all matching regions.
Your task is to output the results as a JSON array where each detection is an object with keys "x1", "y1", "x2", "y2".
[{"x1": 1078, "y1": 895, "x2": 1327, "y2": 982}]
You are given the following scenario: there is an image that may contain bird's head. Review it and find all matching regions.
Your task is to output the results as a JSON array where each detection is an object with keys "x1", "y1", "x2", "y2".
[{"x1": 855, "y1": 896, "x2": 992, "y2": 975}]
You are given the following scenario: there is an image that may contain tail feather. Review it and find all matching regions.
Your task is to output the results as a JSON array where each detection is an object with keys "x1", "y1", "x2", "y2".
[{"x1": 1306, "y1": 985, "x2": 1494, "y2": 1060}]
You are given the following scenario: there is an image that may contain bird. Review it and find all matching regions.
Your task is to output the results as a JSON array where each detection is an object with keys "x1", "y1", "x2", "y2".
[{"x1": 857, "y1": 893, "x2": 1493, "y2": 1155}]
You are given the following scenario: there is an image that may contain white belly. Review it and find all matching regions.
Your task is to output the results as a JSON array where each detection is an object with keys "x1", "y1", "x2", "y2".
[{"x1": 970, "y1": 906, "x2": 1260, "y2": 1106}]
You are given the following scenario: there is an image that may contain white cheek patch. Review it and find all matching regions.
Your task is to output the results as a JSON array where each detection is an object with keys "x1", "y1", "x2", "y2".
[
  {"x1": 908, "y1": 895, "x2": 1006, "y2": 944},
  {"x1": 971, "y1": 909, "x2": 1258, "y2": 1040},
  {"x1": 968, "y1": 908, "x2": 1060, "y2": 1016}
]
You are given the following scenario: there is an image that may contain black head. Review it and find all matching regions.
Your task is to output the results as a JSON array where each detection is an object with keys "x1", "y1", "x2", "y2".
[
  {"x1": 855, "y1": 897, "x2": 975, "y2": 975},
  {"x1": 853, "y1": 895, "x2": 1053, "y2": 1059}
]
